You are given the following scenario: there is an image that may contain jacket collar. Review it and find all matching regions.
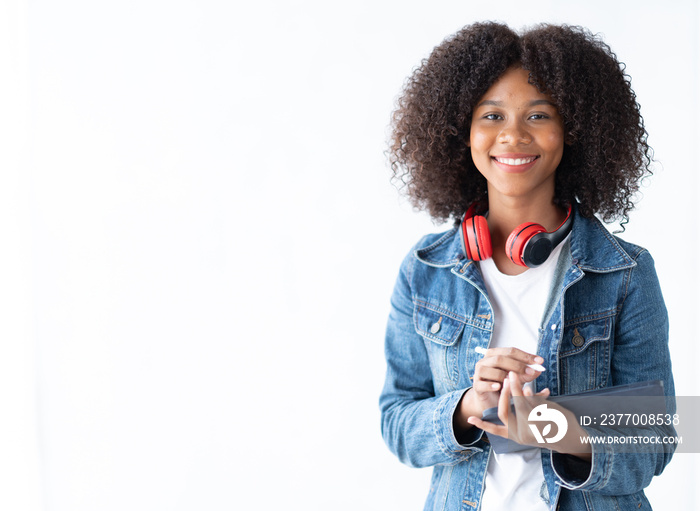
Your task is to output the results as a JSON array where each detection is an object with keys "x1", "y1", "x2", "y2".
[{"x1": 415, "y1": 204, "x2": 637, "y2": 272}]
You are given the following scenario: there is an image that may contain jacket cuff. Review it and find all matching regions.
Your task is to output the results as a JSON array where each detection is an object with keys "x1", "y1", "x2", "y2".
[
  {"x1": 551, "y1": 427, "x2": 610, "y2": 490},
  {"x1": 434, "y1": 388, "x2": 483, "y2": 462}
]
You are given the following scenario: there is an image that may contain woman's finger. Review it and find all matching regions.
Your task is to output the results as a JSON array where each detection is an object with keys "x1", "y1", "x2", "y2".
[
  {"x1": 473, "y1": 380, "x2": 501, "y2": 393},
  {"x1": 479, "y1": 347, "x2": 544, "y2": 366},
  {"x1": 476, "y1": 351, "x2": 542, "y2": 380},
  {"x1": 497, "y1": 374, "x2": 512, "y2": 430}
]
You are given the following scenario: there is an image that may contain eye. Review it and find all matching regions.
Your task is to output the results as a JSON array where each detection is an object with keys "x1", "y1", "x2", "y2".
[
  {"x1": 528, "y1": 113, "x2": 550, "y2": 120},
  {"x1": 483, "y1": 113, "x2": 503, "y2": 121}
]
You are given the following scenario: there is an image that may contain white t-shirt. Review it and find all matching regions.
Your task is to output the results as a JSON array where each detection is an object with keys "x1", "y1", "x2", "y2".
[{"x1": 477, "y1": 238, "x2": 567, "y2": 511}]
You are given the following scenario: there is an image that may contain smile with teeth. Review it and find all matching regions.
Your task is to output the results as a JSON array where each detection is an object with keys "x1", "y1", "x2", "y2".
[{"x1": 493, "y1": 156, "x2": 539, "y2": 166}]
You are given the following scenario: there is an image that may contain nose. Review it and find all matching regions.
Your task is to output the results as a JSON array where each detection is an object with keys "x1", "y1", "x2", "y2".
[{"x1": 498, "y1": 118, "x2": 531, "y2": 145}]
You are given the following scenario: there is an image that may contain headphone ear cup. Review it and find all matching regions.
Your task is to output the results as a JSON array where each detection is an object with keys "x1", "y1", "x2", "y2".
[
  {"x1": 506, "y1": 222, "x2": 545, "y2": 267},
  {"x1": 464, "y1": 214, "x2": 492, "y2": 261}
]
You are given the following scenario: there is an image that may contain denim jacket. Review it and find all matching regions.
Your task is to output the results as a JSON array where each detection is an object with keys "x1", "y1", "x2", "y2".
[{"x1": 379, "y1": 206, "x2": 675, "y2": 511}]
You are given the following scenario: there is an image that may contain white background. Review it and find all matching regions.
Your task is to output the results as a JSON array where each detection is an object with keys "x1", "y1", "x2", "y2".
[{"x1": 1, "y1": 1, "x2": 698, "y2": 509}]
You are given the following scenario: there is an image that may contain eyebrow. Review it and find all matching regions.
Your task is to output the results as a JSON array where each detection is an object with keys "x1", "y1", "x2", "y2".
[{"x1": 476, "y1": 99, "x2": 557, "y2": 108}]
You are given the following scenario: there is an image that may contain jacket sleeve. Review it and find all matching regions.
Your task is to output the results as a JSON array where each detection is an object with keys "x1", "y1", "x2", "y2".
[
  {"x1": 551, "y1": 248, "x2": 676, "y2": 494},
  {"x1": 379, "y1": 248, "x2": 481, "y2": 468}
]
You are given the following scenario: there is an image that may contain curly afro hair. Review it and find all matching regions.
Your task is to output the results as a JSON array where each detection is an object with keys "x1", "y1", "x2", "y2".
[{"x1": 389, "y1": 22, "x2": 653, "y2": 225}]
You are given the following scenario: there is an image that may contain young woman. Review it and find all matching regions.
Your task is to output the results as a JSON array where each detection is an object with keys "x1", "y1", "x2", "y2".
[{"x1": 379, "y1": 22, "x2": 675, "y2": 510}]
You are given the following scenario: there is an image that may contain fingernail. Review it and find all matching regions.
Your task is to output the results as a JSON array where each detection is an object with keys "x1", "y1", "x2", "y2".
[
  {"x1": 467, "y1": 417, "x2": 476, "y2": 424},
  {"x1": 491, "y1": 383, "x2": 500, "y2": 390},
  {"x1": 525, "y1": 367, "x2": 534, "y2": 376},
  {"x1": 534, "y1": 356, "x2": 544, "y2": 364}
]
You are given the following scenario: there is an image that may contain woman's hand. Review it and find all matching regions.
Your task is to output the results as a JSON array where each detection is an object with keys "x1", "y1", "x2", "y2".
[
  {"x1": 453, "y1": 347, "x2": 544, "y2": 434},
  {"x1": 466, "y1": 371, "x2": 592, "y2": 460}
]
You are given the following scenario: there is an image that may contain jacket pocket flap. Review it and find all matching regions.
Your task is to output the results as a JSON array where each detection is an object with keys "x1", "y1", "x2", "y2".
[
  {"x1": 414, "y1": 304, "x2": 465, "y2": 346},
  {"x1": 560, "y1": 316, "x2": 612, "y2": 356}
]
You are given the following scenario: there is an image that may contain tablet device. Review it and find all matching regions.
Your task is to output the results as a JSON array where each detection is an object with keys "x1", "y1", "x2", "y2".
[{"x1": 480, "y1": 380, "x2": 666, "y2": 454}]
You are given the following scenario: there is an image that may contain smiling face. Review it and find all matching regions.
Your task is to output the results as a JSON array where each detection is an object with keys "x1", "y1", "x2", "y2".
[{"x1": 469, "y1": 67, "x2": 565, "y2": 205}]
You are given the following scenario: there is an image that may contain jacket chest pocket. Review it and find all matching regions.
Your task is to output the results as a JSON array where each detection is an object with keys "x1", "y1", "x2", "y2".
[
  {"x1": 558, "y1": 316, "x2": 613, "y2": 394},
  {"x1": 414, "y1": 303, "x2": 470, "y2": 392}
]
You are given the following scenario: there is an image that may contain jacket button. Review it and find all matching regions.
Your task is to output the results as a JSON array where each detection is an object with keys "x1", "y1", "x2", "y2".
[
  {"x1": 430, "y1": 317, "x2": 442, "y2": 334},
  {"x1": 572, "y1": 328, "x2": 585, "y2": 347}
]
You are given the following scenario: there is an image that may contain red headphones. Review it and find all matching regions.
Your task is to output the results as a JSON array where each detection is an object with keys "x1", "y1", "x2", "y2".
[{"x1": 459, "y1": 204, "x2": 573, "y2": 268}]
